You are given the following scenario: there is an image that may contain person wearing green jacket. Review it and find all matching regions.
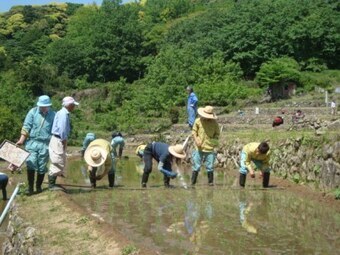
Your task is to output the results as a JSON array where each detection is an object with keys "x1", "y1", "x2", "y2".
[
  {"x1": 16, "y1": 95, "x2": 55, "y2": 195},
  {"x1": 191, "y1": 106, "x2": 220, "y2": 186},
  {"x1": 84, "y1": 138, "x2": 115, "y2": 189},
  {"x1": 239, "y1": 142, "x2": 271, "y2": 188}
]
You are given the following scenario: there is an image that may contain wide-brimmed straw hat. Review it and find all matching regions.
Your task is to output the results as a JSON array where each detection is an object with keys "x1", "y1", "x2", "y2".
[
  {"x1": 197, "y1": 106, "x2": 217, "y2": 119},
  {"x1": 84, "y1": 145, "x2": 107, "y2": 167},
  {"x1": 168, "y1": 144, "x2": 186, "y2": 159},
  {"x1": 135, "y1": 144, "x2": 146, "y2": 157}
]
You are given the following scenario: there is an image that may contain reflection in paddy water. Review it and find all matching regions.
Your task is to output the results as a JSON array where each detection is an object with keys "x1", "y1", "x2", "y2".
[{"x1": 66, "y1": 157, "x2": 339, "y2": 255}]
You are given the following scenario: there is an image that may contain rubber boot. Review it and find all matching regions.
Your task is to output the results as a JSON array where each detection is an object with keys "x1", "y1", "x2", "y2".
[
  {"x1": 141, "y1": 173, "x2": 149, "y2": 188},
  {"x1": 89, "y1": 168, "x2": 97, "y2": 189},
  {"x1": 1, "y1": 177, "x2": 8, "y2": 200},
  {"x1": 208, "y1": 172, "x2": 214, "y2": 186},
  {"x1": 108, "y1": 173, "x2": 115, "y2": 188},
  {"x1": 26, "y1": 170, "x2": 35, "y2": 196},
  {"x1": 262, "y1": 172, "x2": 270, "y2": 188},
  {"x1": 164, "y1": 176, "x2": 171, "y2": 188},
  {"x1": 191, "y1": 171, "x2": 198, "y2": 186},
  {"x1": 36, "y1": 174, "x2": 45, "y2": 193},
  {"x1": 48, "y1": 175, "x2": 57, "y2": 190},
  {"x1": 2, "y1": 188, "x2": 7, "y2": 201},
  {"x1": 239, "y1": 173, "x2": 246, "y2": 187}
]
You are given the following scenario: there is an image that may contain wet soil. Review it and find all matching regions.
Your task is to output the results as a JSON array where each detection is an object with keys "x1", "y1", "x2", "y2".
[
  {"x1": 229, "y1": 171, "x2": 340, "y2": 212},
  {"x1": 0, "y1": 147, "x2": 339, "y2": 254}
]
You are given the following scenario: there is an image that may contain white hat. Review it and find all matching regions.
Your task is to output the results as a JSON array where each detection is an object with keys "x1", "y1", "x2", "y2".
[
  {"x1": 84, "y1": 145, "x2": 107, "y2": 167},
  {"x1": 197, "y1": 106, "x2": 217, "y2": 119},
  {"x1": 168, "y1": 144, "x2": 186, "y2": 159},
  {"x1": 62, "y1": 96, "x2": 79, "y2": 106}
]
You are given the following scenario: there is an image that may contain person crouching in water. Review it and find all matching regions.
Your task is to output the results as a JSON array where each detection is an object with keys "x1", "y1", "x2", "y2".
[
  {"x1": 80, "y1": 133, "x2": 96, "y2": 157},
  {"x1": 239, "y1": 142, "x2": 271, "y2": 188},
  {"x1": 136, "y1": 142, "x2": 186, "y2": 188},
  {"x1": 272, "y1": 116, "x2": 284, "y2": 128},
  {"x1": 84, "y1": 138, "x2": 115, "y2": 189}
]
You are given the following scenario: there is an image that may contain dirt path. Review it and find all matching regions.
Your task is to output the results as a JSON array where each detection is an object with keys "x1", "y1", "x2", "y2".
[
  {"x1": 15, "y1": 190, "x2": 156, "y2": 255},
  {"x1": 2, "y1": 132, "x2": 339, "y2": 254}
]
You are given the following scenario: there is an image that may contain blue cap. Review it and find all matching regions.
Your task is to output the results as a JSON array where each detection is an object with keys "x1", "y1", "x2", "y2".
[{"x1": 37, "y1": 95, "x2": 52, "y2": 107}]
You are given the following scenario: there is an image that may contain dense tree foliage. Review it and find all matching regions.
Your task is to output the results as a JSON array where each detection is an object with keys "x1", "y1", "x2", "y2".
[
  {"x1": 0, "y1": 0, "x2": 339, "y2": 140},
  {"x1": 256, "y1": 57, "x2": 301, "y2": 89}
]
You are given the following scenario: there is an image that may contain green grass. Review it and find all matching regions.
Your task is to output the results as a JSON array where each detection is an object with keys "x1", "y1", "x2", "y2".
[{"x1": 121, "y1": 244, "x2": 139, "y2": 255}]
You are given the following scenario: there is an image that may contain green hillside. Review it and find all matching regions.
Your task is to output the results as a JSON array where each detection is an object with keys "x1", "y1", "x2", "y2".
[{"x1": 0, "y1": 0, "x2": 339, "y2": 144}]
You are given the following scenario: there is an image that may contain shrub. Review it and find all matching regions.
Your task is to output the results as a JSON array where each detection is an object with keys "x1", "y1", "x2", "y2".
[
  {"x1": 256, "y1": 57, "x2": 301, "y2": 89},
  {"x1": 169, "y1": 107, "x2": 179, "y2": 124}
]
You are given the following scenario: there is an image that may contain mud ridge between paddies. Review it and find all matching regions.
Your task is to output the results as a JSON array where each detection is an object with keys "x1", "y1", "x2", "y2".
[{"x1": 15, "y1": 191, "x2": 157, "y2": 255}]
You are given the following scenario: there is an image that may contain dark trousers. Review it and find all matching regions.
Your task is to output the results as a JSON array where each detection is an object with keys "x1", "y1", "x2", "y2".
[
  {"x1": 143, "y1": 143, "x2": 172, "y2": 174},
  {"x1": 142, "y1": 143, "x2": 172, "y2": 186},
  {"x1": 0, "y1": 174, "x2": 9, "y2": 200},
  {"x1": 143, "y1": 144, "x2": 154, "y2": 175}
]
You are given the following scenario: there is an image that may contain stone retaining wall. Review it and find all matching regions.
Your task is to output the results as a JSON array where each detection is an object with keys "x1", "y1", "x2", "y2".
[
  {"x1": 203, "y1": 138, "x2": 339, "y2": 190},
  {"x1": 2, "y1": 203, "x2": 41, "y2": 255}
]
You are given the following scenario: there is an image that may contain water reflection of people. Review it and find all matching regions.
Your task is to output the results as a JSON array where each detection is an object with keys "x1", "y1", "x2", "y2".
[
  {"x1": 238, "y1": 192, "x2": 257, "y2": 234},
  {"x1": 184, "y1": 191, "x2": 213, "y2": 253}
]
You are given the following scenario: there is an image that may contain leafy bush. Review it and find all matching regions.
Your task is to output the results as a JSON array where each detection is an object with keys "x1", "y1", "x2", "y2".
[
  {"x1": 0, "y1": 106, "x2": 21, "y2": 142},
  {"x1": 334, "y1": 189, "x2": 340, "y2": 200},
  {"x1": 169, "y1": 107, "x2": 179, "y2": 124},
  {"x1": 196, "y1": 78, "x2": 261, "y2": 106},
  {"x1": 121, "y1": 244, "x2": 139, "y2": 255},
  {"x1": 256, "y1": 57, "x2": 301, "y2": 88}
]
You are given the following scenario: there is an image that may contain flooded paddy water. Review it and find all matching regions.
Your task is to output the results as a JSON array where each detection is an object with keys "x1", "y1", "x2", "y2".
[{"x1": 64, "y1": 156, "x2": 340, "y2": 255}]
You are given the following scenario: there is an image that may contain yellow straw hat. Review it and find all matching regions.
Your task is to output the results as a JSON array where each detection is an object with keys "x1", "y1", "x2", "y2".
[
  {"x1": 84, "y1": 145, "x2": 107, "y2": 167},
  {"x1": 135, "y1": 144, "x2": 146, "y2": 156},
  {"x1": 197, "y1": 106, "x2": 217, "y2": 119}
]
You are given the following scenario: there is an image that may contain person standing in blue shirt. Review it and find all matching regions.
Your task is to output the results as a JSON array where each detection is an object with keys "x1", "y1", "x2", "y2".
[
  {"x1": 186, "y1": 86, "x2": 198, "y2": 129},
  {"x1": 48, "y1": 96, "x2": 79, "y2": 190},
  {"x1": 16, "y1": 95, "x2": 55, "y2": 195}
]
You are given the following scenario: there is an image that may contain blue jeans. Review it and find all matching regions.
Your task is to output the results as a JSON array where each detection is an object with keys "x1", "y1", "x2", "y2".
[
  {"x1": 239, "y1": 151, "x2": 270, "y2": 175},
  {"x1": 192, "y1": 150, "x2": 215, "y2": 172},
  {"x1": 187, "y1": 107, "x2": 197, "y2": 128}
]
